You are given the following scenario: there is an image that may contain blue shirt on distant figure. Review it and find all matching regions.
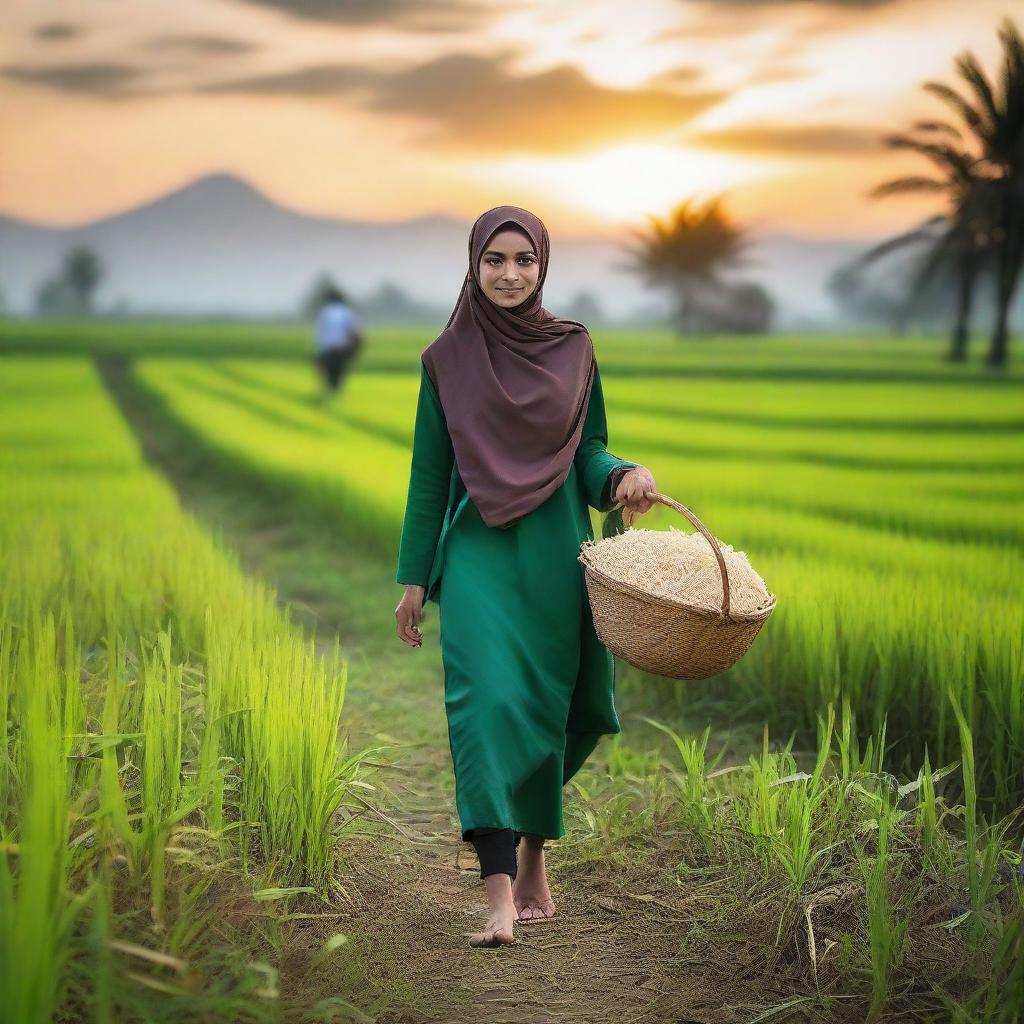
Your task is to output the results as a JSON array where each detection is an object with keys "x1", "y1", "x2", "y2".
[{"x1": 316, "y1": 301, "x2": 361, "y2": 353}]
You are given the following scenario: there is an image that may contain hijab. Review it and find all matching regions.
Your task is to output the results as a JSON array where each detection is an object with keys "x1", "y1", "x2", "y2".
[{"x1": 421, "y1": 206, "x2": 596, "y2": 528}]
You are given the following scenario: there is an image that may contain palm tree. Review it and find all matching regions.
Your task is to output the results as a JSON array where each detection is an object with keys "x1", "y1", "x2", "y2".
[
  {"x1": 853, "y1": 173, "x2": 994, "y2": 361},
  {"x1": 971, "y1": 19, "x2": 1024, "y2": 367},
  {"x1": 858, "y1": 16, "x2": 1023, "y2": 368},
  {"x1": 619, "y1": 196, "x2": 758, "y2": 336}
]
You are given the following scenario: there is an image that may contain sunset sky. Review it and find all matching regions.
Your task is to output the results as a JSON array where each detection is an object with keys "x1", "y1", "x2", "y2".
[{"x1": 0, "y1": 0, "x2": 1012, "y2": 240}]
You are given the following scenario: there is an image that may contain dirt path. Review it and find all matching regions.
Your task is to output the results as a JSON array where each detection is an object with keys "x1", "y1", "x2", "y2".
[{"x1": 99, "y1": 356, "x2": 752, "y2": 1024}]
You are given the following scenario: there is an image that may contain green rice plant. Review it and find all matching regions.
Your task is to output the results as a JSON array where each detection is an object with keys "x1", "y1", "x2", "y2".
[
  {"x1": 741, "y1": 708, "x2": 841, "y2": 899},
  {"x1": 987, "y1": 907, "x2": 1023, "y2": 1023},
  {"x1": 918, "y1": 747, "x2": 939, "y2": 857},
  {"x1": 84, "y1": 862, "x2": 116, "y2": 1024},
  {"x1": 639, "y1": 717, "x2": 716, "y2": 831},
  {"x1": 775, "y1": 783, "x2": 818, "y2": 898},
  {"x1": 942, "y1": 893, "x2": 1023, "y2": 1022},
  {"x1": 903, "y1": 747, "x2": 960, "y2": 869},
  {"x1": 836, "y1": 699, "x2": 886, "y2": 783},
  {"x1": 0, "y1": 612, "x2": 80, "y2": 1024},
  {"x1": 194, "y1": 608, "x2": 227, "y2": 843},
  {"x1": 856, "y1": 808, "x2": 909, "y2": 1023},
  {"x1": 773, "y1": 706, "x2": 839, "y2": 897},
  {"x1": 203, "y1": 617, "x2": 354, "y2": 889},
  {"x1": 741, "y1": 724, "x2": 826, "y2": 896},
  {"x1": 140, "y1": 629, "x2": 208, "y2": 925},
  {"x1": 949, "y1": 687, "x2": 981, "y2": 915},
  {"x1": 603, "y1": 733, "x2": 663, "y2": 781},
  {"x1": 744, "y1": 725, "x2": 788, "y2": 862},
  {"x1": 95, "y1": 632, "x2": 142, "y2": 878},
  {"x1": 948, "y1": 686, "x2": 1019, "y2": 954},
  {"x1": 562, "y1": 776, "x2": 663, "y2": 866}
]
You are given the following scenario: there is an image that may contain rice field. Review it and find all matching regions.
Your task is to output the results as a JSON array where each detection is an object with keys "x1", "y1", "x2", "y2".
[
  {"x1": 1, "y1": 326, "x2": 1022, "y2": 1021},
  {"x1": 128, "y1": 344, "x2": 1024, "y2": 808},
  {"x1": 0, "y1": 357, "x2": 363, "y2": 1021}
]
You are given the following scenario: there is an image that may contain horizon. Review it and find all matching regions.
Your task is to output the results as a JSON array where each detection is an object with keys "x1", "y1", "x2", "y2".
[{"x1": 0, "y1": 169, "x2": 892, "y2": 246}]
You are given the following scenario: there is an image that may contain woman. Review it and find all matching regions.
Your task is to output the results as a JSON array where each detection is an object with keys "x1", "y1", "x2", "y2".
[{"x1": 394, "y1": 206, "x2": 657, "y2": 948}]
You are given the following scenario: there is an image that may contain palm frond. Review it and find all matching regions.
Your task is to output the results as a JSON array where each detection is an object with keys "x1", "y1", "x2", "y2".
[{"x1": 922, "y1": 80, "x2": 986, "y2": 136}]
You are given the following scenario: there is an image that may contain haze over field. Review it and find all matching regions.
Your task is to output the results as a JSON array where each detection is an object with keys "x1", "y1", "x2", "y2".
[
  {"x1": 0, "y1": 172, "x2": 874, "y2": 324},
  {"x1": 0, "y1": 0, "x2": 1016, "y2": 327}
]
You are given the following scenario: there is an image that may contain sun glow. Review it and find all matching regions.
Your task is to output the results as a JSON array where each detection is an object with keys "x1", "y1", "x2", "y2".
[{"x1": 469, "y1": 143, "x2": 781, "y2": 227}]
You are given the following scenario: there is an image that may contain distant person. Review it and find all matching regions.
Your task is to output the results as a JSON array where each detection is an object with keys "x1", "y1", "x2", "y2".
[{"x1": 314, "y1": 287, "x2": 363, "y2": 395}]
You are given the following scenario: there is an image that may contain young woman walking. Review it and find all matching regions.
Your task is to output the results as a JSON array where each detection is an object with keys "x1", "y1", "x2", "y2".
[{"x1": 394, "y1": 206, "x2": 657, "y2": 948}]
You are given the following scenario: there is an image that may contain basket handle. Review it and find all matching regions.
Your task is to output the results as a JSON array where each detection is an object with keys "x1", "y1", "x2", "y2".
[{"x1": 636, "y1": 490, "x2": 731, "y2": 617}]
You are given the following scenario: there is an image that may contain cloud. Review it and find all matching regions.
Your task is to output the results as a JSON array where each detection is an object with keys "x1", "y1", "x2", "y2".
[
  {"x1": 197, "y1": 64, "x2": 363, "y2": 96},
  {"x1": 145, "y1": 34, "x2": 258, "y2": 55},
  {"x1": 655, "y1": 0, "x2": 906, "y2": 41},
  {"x1": 688, "y1": 122, "x2": 889, "y2": 156},
  {"x1": 197, "y1": 51, "x2": 727, "y2": 153},
  {"x1": 0, "y1": 62, "x2": 144, "y2": 97},
  {"x1": 230, "y1": 0, "x2": 490, "y2": 32},
  {"x1": 688, "y1": 0, "x2": 903, "y2": 5},
  {"x1": 743, "y1": 64, "x2": 814, "y2": 85},
  {"x1": 645, "y1": 66, "x2": 705, "y2": 88},
  {"x1": 33, "y1": 22, "x2": 81, "y2": 42}
]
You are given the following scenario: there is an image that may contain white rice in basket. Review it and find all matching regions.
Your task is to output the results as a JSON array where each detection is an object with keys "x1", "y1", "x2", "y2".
[{"x1": 584, "y1": 525, "x2": 773, "y2": 616}]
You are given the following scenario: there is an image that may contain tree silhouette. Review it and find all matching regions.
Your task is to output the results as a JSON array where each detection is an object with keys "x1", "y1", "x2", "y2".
[
  {"x1": 358, "y1": 282, "x2": 450, "y2": 324},
  {"x1": 63, "y1": 246, "x2": 103, "y2": 314},
  {"x1": 619, "y1": 196, "x2": 768, "y2": 335},
  {"x1": 34, "y1": 276, "x2": 74, "y2": 317},
  {"x1": 563, "y1": 290, "x2": 606, "y2": 326},
  {"x1": 723, "y1": 281, "x2": 775, "y2": 334},
  {"x1": 858, "y1": 16, "x2": 1023, "y2": 367},
  {"x1": 829, "y1": 240, "x2": 970, "y2": 335},
  {"x1": 34, "y1": 245, "x2": 104, "y2": 317}
]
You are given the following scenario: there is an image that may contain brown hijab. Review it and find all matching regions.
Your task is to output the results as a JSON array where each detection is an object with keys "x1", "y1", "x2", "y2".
[{"x1": 422, "y1": 206, "x2": 596, "y2": 528}]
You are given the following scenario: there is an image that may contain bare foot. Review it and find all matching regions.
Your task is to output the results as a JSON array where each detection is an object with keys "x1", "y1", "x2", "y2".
[
  {"x1": 468, "y1": 907, "x2": 517, "y2": 948},
  {"x1": 512, "y1": 838, "x2": 557, "y2": 923},
  {"x1": 513, "y1": 889, "x2": 556, "y2": 922},
  {"x1": 468, "y1": 872, "x2": 518, "y2": 948}
]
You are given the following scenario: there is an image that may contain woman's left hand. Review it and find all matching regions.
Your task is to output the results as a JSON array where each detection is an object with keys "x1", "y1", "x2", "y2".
[{"x1": 614, "y1": 465, "x2": 657, "y2": 526}]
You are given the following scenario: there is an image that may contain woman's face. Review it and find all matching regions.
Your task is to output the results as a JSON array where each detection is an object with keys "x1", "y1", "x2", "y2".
[{"x1": 477, "y1": 228, "x2": 540, "y2": 308}]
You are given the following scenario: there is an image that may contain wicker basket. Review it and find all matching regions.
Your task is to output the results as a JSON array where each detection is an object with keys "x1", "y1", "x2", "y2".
[{"x1": 578, "y1": 491, "x2": 776, "y2": 680}]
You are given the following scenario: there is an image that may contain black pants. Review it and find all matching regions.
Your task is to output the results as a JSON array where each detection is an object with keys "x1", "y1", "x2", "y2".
[
  {"x1": 315, "y1": 347, "x2": 356, "y2": 391},
  {"x1": 468, "y1": 828, "x2": 524, "y2": 880}
]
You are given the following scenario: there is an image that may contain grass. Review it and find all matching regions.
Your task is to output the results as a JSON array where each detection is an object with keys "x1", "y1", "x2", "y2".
[{"x1": 560, "y1": 700, "x2": 1022, "y2": 1021}]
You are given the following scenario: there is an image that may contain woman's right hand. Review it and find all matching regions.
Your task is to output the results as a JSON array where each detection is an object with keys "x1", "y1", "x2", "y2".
[{"x1": 395, "y1": 585, "x2": 426, "y2": 648}]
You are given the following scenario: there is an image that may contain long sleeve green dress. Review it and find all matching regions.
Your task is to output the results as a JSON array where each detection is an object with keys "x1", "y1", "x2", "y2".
[{"x1": 395, "y1": 357, "x2": 639, "y2": 841}]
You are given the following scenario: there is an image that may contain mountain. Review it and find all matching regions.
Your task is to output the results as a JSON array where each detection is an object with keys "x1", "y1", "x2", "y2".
[{"x1": 0, "y1": 171, "x2": 867, "y2": 326}]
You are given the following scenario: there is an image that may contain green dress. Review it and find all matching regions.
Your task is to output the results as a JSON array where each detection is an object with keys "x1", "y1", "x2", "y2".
[{"x1": 395, "y1": 358, "x2": 639, "y2": 841}]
